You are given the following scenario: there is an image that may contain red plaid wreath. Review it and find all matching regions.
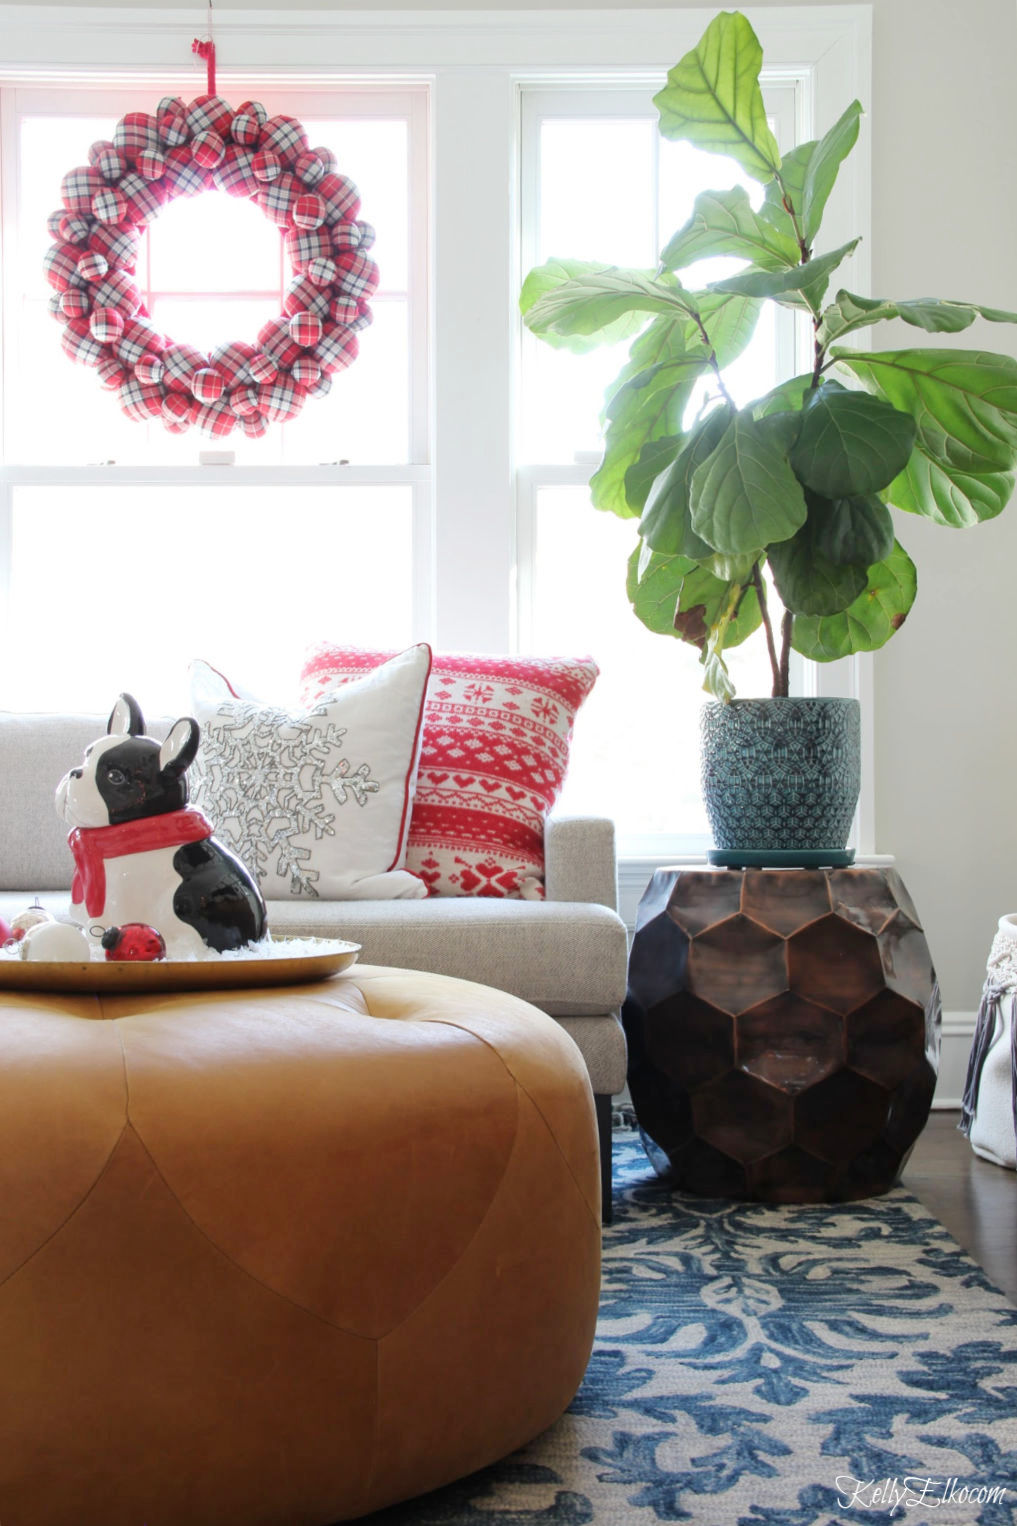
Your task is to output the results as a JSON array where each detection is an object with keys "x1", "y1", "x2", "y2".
[{"x1": 44, "y1": 95, "x2": 378, "y2": 438}]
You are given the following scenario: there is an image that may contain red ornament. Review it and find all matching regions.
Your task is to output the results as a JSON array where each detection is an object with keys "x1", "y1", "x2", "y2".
[
  {"x1": 101, "y1": 923, "x2": 167, "y2": 962},
  {"x1": 46, "y1": 95, "x2": 375, "y2": 437}
]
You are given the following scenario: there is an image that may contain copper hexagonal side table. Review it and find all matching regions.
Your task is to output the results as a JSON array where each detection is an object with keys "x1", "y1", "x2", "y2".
[{"x1": 623, "y1": 866, "x2": 941, "y2": 1203}]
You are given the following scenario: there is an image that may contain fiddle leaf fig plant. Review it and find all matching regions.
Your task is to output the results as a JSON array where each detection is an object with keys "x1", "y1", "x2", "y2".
[{"x1": 520, "y1": 9, "x2": 1017, "y2": 700}]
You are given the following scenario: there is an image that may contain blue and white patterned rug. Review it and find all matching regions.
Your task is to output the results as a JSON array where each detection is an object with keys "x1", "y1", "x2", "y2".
[{"x1": 364, "y1": 1133, "x2": 1017, "y2": 1526}]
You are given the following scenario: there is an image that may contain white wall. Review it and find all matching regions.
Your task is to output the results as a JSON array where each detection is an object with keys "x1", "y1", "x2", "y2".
[{"x1": 11, "y1": 0, "x2": 1017, "y2": 1020}]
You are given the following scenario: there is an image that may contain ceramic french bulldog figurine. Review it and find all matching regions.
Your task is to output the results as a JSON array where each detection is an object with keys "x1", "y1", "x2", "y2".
[{"x1": 55, "y1": 693, "x2": 267, "y2": 958}]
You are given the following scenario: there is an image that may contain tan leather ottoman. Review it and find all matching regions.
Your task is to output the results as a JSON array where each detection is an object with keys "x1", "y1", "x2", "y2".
[{"x1": 0, "y1": 965, "x2": 601, "y2": 1526}]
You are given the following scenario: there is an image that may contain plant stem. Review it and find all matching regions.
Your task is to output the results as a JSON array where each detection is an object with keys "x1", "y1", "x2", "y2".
[
  {"x1": 688, "y1": 306, "x2": 737, "y2": 409},
  {"x1": 779, "y1": 610, "x2": 793, "y2": 697},
  {"x1": 752, "y1": 564, "x2": 783, "y2": 697}
]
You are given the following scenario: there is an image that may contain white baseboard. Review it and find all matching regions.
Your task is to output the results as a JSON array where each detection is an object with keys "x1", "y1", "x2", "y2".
[{"x1": 935, "y1": 1011, "x2": 975, "y2": 1110}]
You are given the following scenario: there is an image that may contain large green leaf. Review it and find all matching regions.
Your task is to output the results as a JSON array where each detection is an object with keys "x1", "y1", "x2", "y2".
[
  {"x1": 591, "y1": 293, "x2": 762, "y2": 516},
  {"x1": 518, "y1": 259, "x2": 658, "y2": 352},
  {"x1": 690, "y1": 410, "x2": 806, "y2": 553},
  {"x1": 660, "y1": 185, "x2": 800, "y2": 274},
  {"x1": 789, "y1": 384, "x2": 917, "y2": 497},
  {"x1": 639, "y1": 404, "x2": 734, "y2": 554},
  {"x1": 767, "y1": 511, "x2": 868, "y2": 615},
  {"x1": 711, "y1": 238, "x2": 860, "y2": 314},
  {"x1": 761, "y1": 101, "x2": 862, "y2": 248},
  {"x1": 623, "y1": 435, "x2": 684, "y2": 514},
  {"x1": 835, "y1": 348, "x2": 1017, "y2": 526},
  {"x1": 521, "y1": 267, "x2": 695, "y2": 348},
  {"x1": 752, "y1": 373, "x2": 814, "y2": 419},
  {"x1": 820, "y1": 289, "x2": 1017, "y2": 347},
  {"x1": 813, "y1": 493, "x2": 895, "y2": 566},
  {"x1": 652, "y1": 11, "x2": 781, "y2": 184},
  {"x1": 791, "y1": 540, "x2": 917, "y2": 660},
  {"x1": 626, "y1": 545, "x2": 761, "y2": 648}
]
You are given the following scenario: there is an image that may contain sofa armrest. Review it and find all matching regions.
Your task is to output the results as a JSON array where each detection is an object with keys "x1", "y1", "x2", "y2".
[{"x1": 544, "y1": 814, "x2": 619, "y2": 911}]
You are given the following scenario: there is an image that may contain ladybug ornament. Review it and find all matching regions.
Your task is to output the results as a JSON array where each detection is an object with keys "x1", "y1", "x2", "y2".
[{"x1": 101, "y1": 923, "x2": 167, "y2": 962}]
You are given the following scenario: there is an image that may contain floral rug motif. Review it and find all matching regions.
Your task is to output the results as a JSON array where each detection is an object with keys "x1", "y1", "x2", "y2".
[{"x1": 361, "y1": 1134, "x2": 1017, "y2": 1526}]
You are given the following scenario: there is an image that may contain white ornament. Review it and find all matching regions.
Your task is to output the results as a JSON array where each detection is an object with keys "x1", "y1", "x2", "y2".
[{"x1": 20, "y1": 920, "x2": 92, "y2": 962}]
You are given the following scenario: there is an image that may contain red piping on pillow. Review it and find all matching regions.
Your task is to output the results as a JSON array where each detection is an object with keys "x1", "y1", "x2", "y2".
[{"x1": 386, "y1": 643, "x2": 433, "y2": 872}]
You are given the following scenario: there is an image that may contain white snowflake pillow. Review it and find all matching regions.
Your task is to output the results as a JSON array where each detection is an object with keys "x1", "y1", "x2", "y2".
[{"x1": 188, "y1": 646, "x2": 431, "y2": 900}]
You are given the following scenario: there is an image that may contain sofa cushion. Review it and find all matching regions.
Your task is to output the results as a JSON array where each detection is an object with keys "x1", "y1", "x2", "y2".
[
  {"x1": 299, "y1": 647, "x2": 598, "y2": 902},
  {"x1": 189, "y1": 647, "x2": 431, "y2": 901}
]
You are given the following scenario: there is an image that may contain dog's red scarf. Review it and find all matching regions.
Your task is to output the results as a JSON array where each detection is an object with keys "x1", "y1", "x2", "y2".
[{"x1": 68, "y1": 809, "x2": 213, "y2": 918}]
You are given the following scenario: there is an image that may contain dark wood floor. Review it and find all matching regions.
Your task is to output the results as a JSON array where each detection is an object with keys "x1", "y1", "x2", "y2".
[{"x1": 902, "y1": 1111, "x2": 1017, "y2": 1303}]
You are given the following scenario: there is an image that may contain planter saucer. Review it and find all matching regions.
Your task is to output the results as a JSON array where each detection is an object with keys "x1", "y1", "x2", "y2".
[{"x1": 707, "y1": 848, "x2": 856, "y2": 870}]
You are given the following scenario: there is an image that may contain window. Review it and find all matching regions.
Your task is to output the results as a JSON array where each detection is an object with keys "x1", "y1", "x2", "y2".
[{"x1": 0, "y1": 8, "x2": 870, "y2": 854}]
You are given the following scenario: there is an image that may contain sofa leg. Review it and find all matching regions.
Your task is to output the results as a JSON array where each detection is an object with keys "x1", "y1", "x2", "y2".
[{"x1": 595, "y1": 1094, "x2": 613, "y2": 1225}]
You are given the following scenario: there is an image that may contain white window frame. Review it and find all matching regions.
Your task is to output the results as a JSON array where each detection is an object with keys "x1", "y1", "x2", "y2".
[{"x1": 0, "y1": 4, "x2": 873, "y2": 855}]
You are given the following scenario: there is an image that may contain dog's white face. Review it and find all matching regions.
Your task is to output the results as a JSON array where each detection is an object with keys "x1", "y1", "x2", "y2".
[{"x1": 55, "y1": 736, "x2": 125, "y2": 830}]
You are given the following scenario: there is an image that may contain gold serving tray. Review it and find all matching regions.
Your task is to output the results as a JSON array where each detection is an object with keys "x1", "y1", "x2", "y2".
[{"x1": 0, "y1": 938, "x2": 361, "y2": 995}]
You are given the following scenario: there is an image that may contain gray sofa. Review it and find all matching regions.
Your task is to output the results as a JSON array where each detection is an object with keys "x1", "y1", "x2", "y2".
[{"x1": 0, "y1": 710, "x2": 629, "y2": 1213}]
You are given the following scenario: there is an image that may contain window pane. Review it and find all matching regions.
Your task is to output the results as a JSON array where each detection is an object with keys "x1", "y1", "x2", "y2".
[
  {"x1": 530, "y1": 487, "x2": 774, "y2": 851},
  {"x1": 147, "y1": 192, "x2": 282, "y2": 292},
  {"x1": 540, "y1": 119, "x2": 657, "y2": 266},
  {"x1": 6, "y1": 485, "x2": 414, "y2": 714}
]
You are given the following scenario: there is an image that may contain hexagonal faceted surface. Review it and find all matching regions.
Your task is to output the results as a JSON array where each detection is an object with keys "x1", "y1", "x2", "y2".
[
  {"x1": 622, "y1": 867, "x2": 941, "y2": 1203},
  {"x1": 741, "y1": 870, "x2": 832, "y2": 938},
  {"x1": 847, "y1": 989, "x2": 927, "y2": 1088},
  {"x1": 737, "y1": 993, "x2": 845, "y2": 1092},
  {"x1": 795, "y1": 1069, "x2": 892, "y2": 1165},
  {"x1": 663, "y1": 870, "x2": 743, "y2": 938},
  {"x1": 787, "y1": 912, "x2": 885, "y2": 1015},
  {"x1": 646, "y1": 994, "x2": 734, "y2": 1091},
  {"x1": 692, "y1": 1071, "x2": 792, "y2": 1165},
  {"x1": 687, "y1": 914, "x2": 787, "y2": 1016}
]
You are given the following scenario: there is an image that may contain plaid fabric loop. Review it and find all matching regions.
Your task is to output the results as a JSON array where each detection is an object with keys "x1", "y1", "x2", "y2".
[
  {"x1": 97, "y1": 357, "x2": 127, "y2": 391},
  {"x1": 330, "y1": 221, "x2": 362, "y2": 253},
  {"x1": 115, "y1": 318, "x2": 163, "y2": 368},
  {"x1": 47, "y1": 210, "x2": 67, "y2": 240},
  {"x1": 163, "y1": 148, "x2": 213, "y2": 198},
  {"x1": 213, "y1": 147, "x2": 261, "y2": 199},
  {"x1": 91, "y1": 271, "x2": 141, "y2": 316},
  {"x1": 76, "y1": 251, "x2": 109, "y2": 284},
  {"x1": 191, "y1": 367, "x2": 226, "y2": 404},
  {"x1": 232, "y1": 101, "x2": 268, "y2": 145},
  {"x1": 119, "y1": 375, "x2": 164, "y2": 422},
  {"x1": 195, "y1": 398, "x2": 237, "y2": 438},
  {"x1": 91, "y1": 187, "x2": 128, "y2": 225},
  {"x1": 312, "y1": 146, "x2": 338, "y2": 178},
  {"x1": 259, "y1": 375, "x2": 307, "y2": 422},
  {"x1": 229, "y1": 385, "x2": 261, "y2": 418},
  {"x1": 157, "y1": 96, "x2": 187, "y2": 120},
  {"x1": 293, "y1": 193, "x2": 326, "y2": 230},
  {"x1": 306, "y1": 370, "x2": 333, "y2": 399},
  {"x1": 355, "y1": 221, "x2": 376, "y2": 251},
  {"x1": 185, "y1": 95, "x2": 234, "y2": 138},
  {"x1": 44, "y1": 244, "x2": 80, "y2": 292},
  {"x1": 248, "y1": 352, "x2": 278, "y2": 385},
  {"x1": 60, "y1": 288, "x2": 91, "y2": 319},
  {"x1": 349, "y1": 306, "x2": 374, "y2": 333},
  {"x1": 209, "y1": 341, "x2": 255, "y2": 386},
  {"x1": 61, "y1": 319, "x2": 106, "y2": 368},
  {"x1": 285, "y1": 228, "x2": 332, "y2": 271},
  {"x1": 294, "y1": 151, "x2": 325, "y2": 187},
  {"x1": 330, "y1": 297, "x2": 360, "y2": 327},
  {"x1": 62, "y1": 167, "x2": 101, "y2": 214},
  {"x1": 192, "y1": 131, "x2": 226, "y2": 170},
  {"x1": 89, "y1": 307, "x2": 124, "y2": 344},
  {"x1": 126, "y1": 179, "x2": 167, "y2": 222},
  {"x1": 114, "y1": 112, "x2": 159, "y2": 160},
  {"x1": 259, "y1": 116, "x2": 308, "y2": 166},
  {"x1": 252, "y1": 151, "x2": 282, "y2": 184},
  {"x1": 288, "y1": 311, "x2": 323, "y2": 349},
  {"x1": 161, "y1": 392, "x2": 194, "y2": 429}
]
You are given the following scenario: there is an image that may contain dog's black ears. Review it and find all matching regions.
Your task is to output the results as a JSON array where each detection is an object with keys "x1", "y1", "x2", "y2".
[
  {"x1": 159, "y1": 717, "x2": 200, "y2": 779},
  {"x1": 108, "y1": 693, "x2": 144, "y2": 737}
]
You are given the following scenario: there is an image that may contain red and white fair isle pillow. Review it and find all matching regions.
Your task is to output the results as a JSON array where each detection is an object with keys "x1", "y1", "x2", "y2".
[{"x1": 299, "y1": 647, "x2": 599, "y2": 900}]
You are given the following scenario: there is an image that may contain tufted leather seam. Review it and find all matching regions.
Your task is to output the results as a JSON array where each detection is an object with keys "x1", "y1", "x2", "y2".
[{"x1": 0, "y1": 1002, "x2": 131, "y2": 1292}]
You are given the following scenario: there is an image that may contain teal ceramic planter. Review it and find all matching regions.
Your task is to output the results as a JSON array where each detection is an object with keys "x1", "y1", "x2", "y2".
[{"x1": 700, "y1": 698, "x2": 861, "y2": 867}]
